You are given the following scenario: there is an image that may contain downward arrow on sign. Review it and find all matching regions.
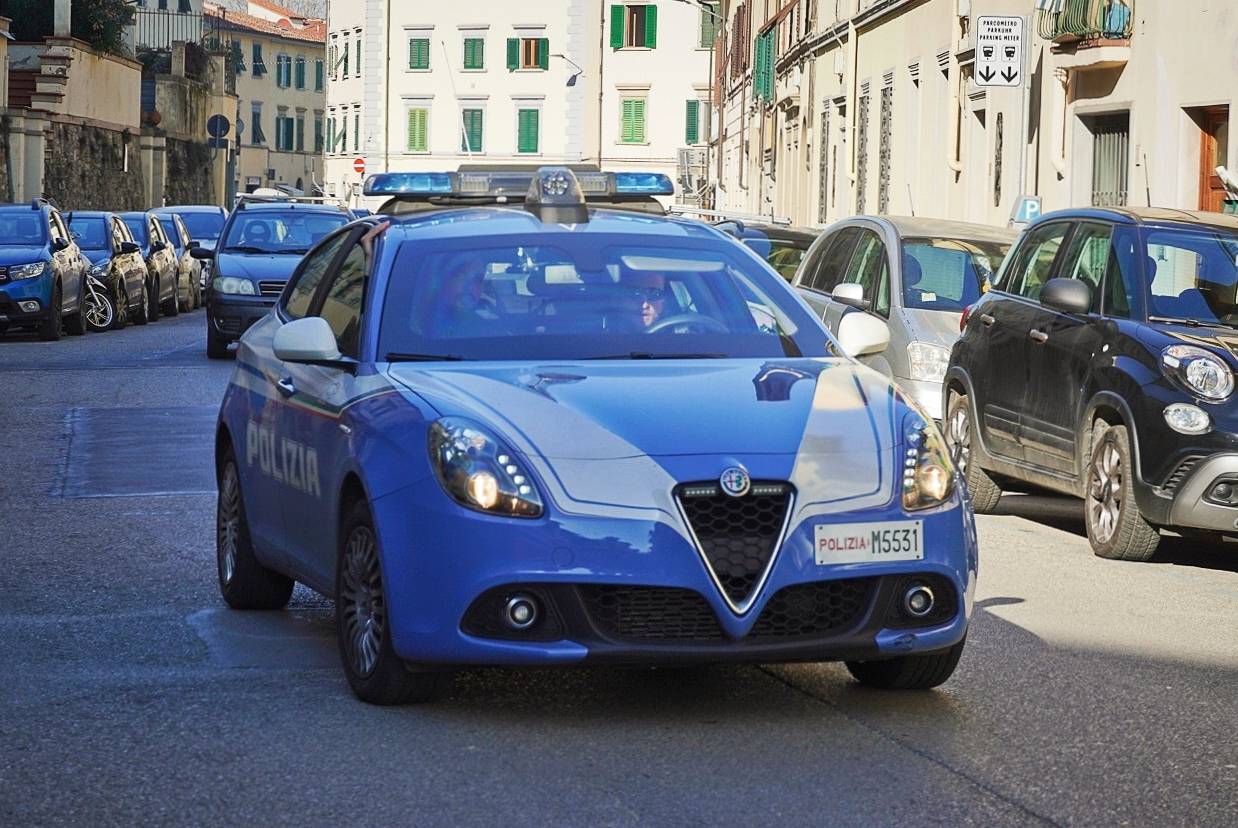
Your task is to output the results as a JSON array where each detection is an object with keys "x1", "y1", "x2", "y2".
[
  {"x1": 979, "y1": 67, "x2": 996, "y2": 82},
  {"x1": 1002, "y1": 67, "x2": 1018, "y2": 83}
]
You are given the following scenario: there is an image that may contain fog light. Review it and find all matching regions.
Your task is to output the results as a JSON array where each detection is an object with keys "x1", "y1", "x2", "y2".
[
  {"x1": 1164, "y1": 403, "x2": 1211, "y2": 435},
  {"x1": 18, "y1": 300, "x2": 40, "y2": 313},
  {"x1": 1212, "y1": 483, "x2": 1234, "y2": 502},
  {"x1": 903, "y1": 584, "x2": 935, "y2": 619},
  {"x1": 504, "y1": 595, "x2": 538, "y2": 630}
]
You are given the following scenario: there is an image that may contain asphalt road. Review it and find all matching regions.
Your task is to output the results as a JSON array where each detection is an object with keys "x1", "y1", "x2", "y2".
[{"x1": 2, "y1": 314, "x2": 1236, "y2": 827}]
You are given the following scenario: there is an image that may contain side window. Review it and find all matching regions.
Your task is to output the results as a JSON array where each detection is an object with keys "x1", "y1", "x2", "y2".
[
  {"x1": 1104, "y1": 226, "x2": 1142, "y2": 319},
  {"x1": 150, "y1": 218, "x2": 165, "y2": 245},
  {"x1": 808, "y1": 227, "x2": 862, "y2": 293},
  {"x1": 111, "y1": 219, "x2": 126, "y2": 250},
  {"x1": 177, "y1": 217, "x2": 192, "y2": 246},
  {"x1": 839, "y1": 230, "x2": 891, "y2": 316},
  {"x1": 1003, "y1": 222, "x2": 1071, "y2": 301},
  {"x1": 1059, "y1": 222, "x2": 1112, "y2": 311},
  {"x1": 316, "y1": 239, "x2": 370, "y2": 358},
  {"x1": 48, "y1": 213, "x2": 65, "y2": 245},
  {"x1": 283, "y1": 232, "x2": 349, "y2": 319}
]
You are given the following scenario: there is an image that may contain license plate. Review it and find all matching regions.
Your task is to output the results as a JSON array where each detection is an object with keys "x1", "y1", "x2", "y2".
[{"x1": 814, "y1": 520, "x2": 924, "y2": 565}]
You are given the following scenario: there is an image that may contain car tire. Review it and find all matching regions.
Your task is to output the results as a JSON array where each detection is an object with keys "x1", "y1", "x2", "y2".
[
  {"x1": 206, "y1": 319, "x2": 230, "y2": 359},
  {"x1": 148, "y1": 278, "x2": 161, "y2": 322},
  {"x1": 83, "y1": 281, "x2": 115, "y2": 333},
  {"x1": 945, "y1": 394, "x2": 1002, "y2": 513},
  {"x1": 1085, "y1": 424, "x2": 1160, "y2": 562},
  {"x1": 216, "y1": 450, "x2": 294, "y2": 610},
  {"x1": 336, "y1": 499, "x2": 445, "y2": 705},
  {"x1": 162, "y1": 278, "x2": 179, "y2": 317},
  {"x1": 38, "y1": 285, "x2": 62, "y2": 342},
  {"x1": 845, "y1": 637, "x2": 966, "y2": 690},
  {"x1": 111, "y1": 281, "x2": 128, "y2": 330},
  {"x1": 132, "y1": 281, "x2": 150, "y2": 325},
  {"x1": 64, "y1": 280, "x2": 88, "y2": 336}
]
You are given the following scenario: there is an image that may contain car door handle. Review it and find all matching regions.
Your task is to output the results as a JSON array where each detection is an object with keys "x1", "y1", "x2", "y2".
[
  {"x1": 276, "y1": 376, "x2": 296, "y2": 398},
  {"x1": 1029, "y1": 329, "x2": 1049, "y2": 344},
  {"x1": 979, "y1": 313, "x2": 996, "y2": 327}
]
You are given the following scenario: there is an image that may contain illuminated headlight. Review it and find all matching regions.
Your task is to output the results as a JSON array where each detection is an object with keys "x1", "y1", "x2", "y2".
[
  {"x1": 8, "y1": 262, "x2": 46, "y2": 280},
  {"x1": 428, "y1": 417, "x2": 543, "y2": 518},
  {"x1": 901, "y1": 413, "x2": 955, "y2": 511},
  {"x1": 907, "y1": 341, "x2": 951, "y2": 383},
  {"x1": 212, "y1": 276, "x2": 256, "y2": 295},
  {"x1": 1162, "y1": 345, "x2": 1234, "y2": 400},
  {"x1": 1164, "y1": 403, "x2": 1211, "y2": 435}
]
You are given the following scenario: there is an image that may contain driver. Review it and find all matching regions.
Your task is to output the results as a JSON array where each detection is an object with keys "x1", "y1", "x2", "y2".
[
  {"x1": 436, "y1": 256, "x2": 501, "y2": 336},
  {"x1": 624, "y1": 271, "x2": 669, "y2": 330},
  {"x1": 240, "y1": 220, "x2": 271, "y2": 246}
]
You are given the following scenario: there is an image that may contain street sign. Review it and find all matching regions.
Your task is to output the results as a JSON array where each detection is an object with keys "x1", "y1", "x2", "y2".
[
  {"x1": 208, "y1": 137, "x2": 229, "y2": 151},
  {"x1": 353, "y1": 157, "x2": 366, "y2": 175},
  {"x1": 975, "y1": 16, "x2": 1024, "y2": 88},
  {"x1": 206, "y1": 114, "x2": 231, "y2": 139},
  {"x1": 1011, "y1": 195, "x2": 1042, "y2": 225}
]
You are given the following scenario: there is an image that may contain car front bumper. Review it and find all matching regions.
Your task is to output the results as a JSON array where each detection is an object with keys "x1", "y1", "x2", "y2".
[
  {"x1": 1165, "y1": 452, "x2": 1238, "y2": 532},
  {"x1": 207, "y1": 293, "x2": 275, "y2": 343},
  {"x1": 0, "y1": 275, "x2": 54, "y2": 329},
  {"x1": 898, "y1": 376, "x2": 945, "y2": 422},
  {"x1": 370, "y1": 476, "x2": 977, "y2": 668}
]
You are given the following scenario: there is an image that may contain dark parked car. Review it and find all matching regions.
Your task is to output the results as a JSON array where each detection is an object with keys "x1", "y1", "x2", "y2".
[
  {"x1": 160, "y1": 204, "x2": 227, "y2": 293},
  {"x1": 152, "y1": 208, "x2": 203, "y2": 311},
  {"x1": 119, "y1": 211, "x2": 181, "y2": 321},
  {"x1": 945, "y1": 207, "x2": 1238, "y2": 561},
  {"x1": 0, "y1": 199, "x2": 89, "y2": 340},
  {"x1": 66, "y1": 211, "x2": 150, "y2": 330},
  {"x1": 713, "y1": 219, "x2": 817, "y2": 282},
  {"x1": 195, "y1": 198, "x2": 352, "y2": 358}
]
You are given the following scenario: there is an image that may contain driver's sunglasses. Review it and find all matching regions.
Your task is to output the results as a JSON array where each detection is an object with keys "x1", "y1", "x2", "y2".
[{"x1": 629, "y1": 286, "x2": 667, "y2": 302}]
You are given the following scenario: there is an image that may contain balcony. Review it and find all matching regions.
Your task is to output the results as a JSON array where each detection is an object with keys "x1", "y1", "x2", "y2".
[{"x1": 1036, "y1": 0, "x2": 1133, "y2": 45}]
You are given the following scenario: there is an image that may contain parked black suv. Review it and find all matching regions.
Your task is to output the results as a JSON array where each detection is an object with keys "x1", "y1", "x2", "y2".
[{"x1": 945, "y1": 207, "x2": 1238, "y2": 561}]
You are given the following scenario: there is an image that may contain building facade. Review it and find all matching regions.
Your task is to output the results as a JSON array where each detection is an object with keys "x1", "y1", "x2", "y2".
[
  {"x1": 206, "y1": 0, "x2": 325, "y2": 194},
  {"x1": 713, "y1": 0, "x2": 1237, "y2": 228},
  {"x1": 322, "y1": 1, "x2": 714, "y2": 208}
]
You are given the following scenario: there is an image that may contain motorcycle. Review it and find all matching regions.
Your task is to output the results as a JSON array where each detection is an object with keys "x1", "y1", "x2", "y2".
[{"x1": 82, "y1": 270, "x2": 119, "y2": 332}]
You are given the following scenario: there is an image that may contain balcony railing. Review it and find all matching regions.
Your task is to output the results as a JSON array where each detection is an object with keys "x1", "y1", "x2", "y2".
[
  {"x1": 132, "y1": 9, "x2": 204, "y2": 51},
  {"x1": 1036, "y1": 0, "x2": 1134, "y2": 43}
]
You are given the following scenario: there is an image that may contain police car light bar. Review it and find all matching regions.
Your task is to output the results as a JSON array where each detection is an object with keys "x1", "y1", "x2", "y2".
[{"x1": 363, "y1": 169, "x2": 674, "y2": 199}]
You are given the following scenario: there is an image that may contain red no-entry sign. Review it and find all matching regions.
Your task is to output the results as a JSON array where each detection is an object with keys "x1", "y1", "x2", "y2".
[{"x1": 353, "y1": 157, "x2": 366, "y2": 175}]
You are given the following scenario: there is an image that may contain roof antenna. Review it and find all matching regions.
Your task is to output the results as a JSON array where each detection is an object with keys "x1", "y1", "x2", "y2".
[{"x1": 906, "y1": 184, "x2": 916, "y2": 217}]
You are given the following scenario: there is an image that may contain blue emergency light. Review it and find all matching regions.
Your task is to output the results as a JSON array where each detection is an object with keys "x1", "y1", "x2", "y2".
[
  {"x1": 363, "y1": 172, "x2": 453, "y2": 195},
  {"x1": 612, "y1": 173, "x2": 674, "y2": 194},
  {"x1": 363, "y1": 168, "x2": 674, "y2": 199}
]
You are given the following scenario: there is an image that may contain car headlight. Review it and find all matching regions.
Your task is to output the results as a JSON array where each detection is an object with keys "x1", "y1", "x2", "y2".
[
  {"x1": 88, "y1": 261, "x2": 109, "y2": 276},
  {"x1": 907, "y1": 341, "x2": 951, "y2": 383},
  {"x1": 901, "y1": 413, "x2": 955, "y2": 511},
  {"x1": 9, "y1": 262, "x2": 46, "y2": 280},
  {"x1": 428, "y1": 417, "x2": 543, "y2": 518},
  {"x1": 212, "y1": 276, "x2": 256, "y2": 295},
  {"x1": 1161, "y1": 345, "x2": 1234, "y2": 401}
]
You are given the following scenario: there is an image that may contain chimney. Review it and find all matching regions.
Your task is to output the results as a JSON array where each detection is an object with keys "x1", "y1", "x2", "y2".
[{"x1": 53, "y1": 0, "x2": 71, "y2": 38}]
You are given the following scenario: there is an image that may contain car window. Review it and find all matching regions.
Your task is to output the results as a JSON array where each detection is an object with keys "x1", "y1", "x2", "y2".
[
  {"x1": 176, "y1": 216, "x2": 192, "y2": 246},
  {"x1": 222, "y1": 210, "x2": 350, "y2": 254},
  {"x1": 159, "y1": 218, "x2": 181, "y2": 247},
  {"x1": 123, "y1": 216, "x2": 148, "y2": 244},
  {"x1": 1102, "y1": 226, "x2": 1142, "y2": 319},
  {"x1": 111, "y1": 218, "x2": 126, "y2": 251},
  {"x1": 316, "y1": 239, "x2": 370, "y2": 358},
  {"x1": 179, "y1": 211, "x2": 225, "y2": 242},
  {"x1": 1143, "y1": 225, "x2": 1238, "y2": 325},
  {"x1": 0, "y1": 211, "x2": 48, "y2": 245},
  {"x1": 283, "y1": 232, "x2": 350, "y2": 320},
  {"x1": 742, "y1": 238, "x2": 808, "y2": 283},
  {"x1": 1001, "y1": 222, "x2": 1071, "y2": 300},
  {"x1": 48, "y1": 213, "x2": 64, "y2": 246},
  {"x1": 149, "y1": 218, "x2": 166, "y2": 245},
  {"x1": 807, "y1": 227, "x2": 862, "y2": 294},
  {"x1": 840, "y1": 230, "x2": 891, "y2": 316},
  {"x1": 69, "y1": 216, "x2": 110, "y2": 251},
  {"x1": 902, "y1": 238, "x2": 1010, "y2": 312},
  {"x1": 1058, "y1": 222, "x2": 1111, "y2": 312}
]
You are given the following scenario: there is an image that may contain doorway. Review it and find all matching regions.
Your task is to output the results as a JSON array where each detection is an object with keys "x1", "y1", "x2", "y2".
[{"x1": 1197, "y1": 106, "x2": 1230, "y2": 212}]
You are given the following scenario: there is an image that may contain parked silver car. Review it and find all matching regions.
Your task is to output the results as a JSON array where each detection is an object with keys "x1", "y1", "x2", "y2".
[{"x1": 794, "y1": 215, "x2": 1015, "y2": 420}]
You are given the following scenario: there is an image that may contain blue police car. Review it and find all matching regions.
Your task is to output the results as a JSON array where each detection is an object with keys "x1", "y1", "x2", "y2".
[{"x1": 214, "y1": 168, "x2": 977, "y2": 704}]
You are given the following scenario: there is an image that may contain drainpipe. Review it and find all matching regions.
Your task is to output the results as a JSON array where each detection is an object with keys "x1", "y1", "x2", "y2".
[
  {"x1": 1050, "y1": 67, "x2": 1069, "y2": 178},
  {"x1": 946, "y1": 3, "x2": 962, "y2": 174},
  {"x1": 597, "y1": 0, "x2": 606, "y2": 167},
  {"x1": 846, "y1": 17, "x2": 858, "y2": 186}
]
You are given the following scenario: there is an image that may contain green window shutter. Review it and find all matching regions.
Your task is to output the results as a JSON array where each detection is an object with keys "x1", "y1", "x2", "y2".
[
  {"x1": 506, "y1": 38, "x2": 519, "y2": 70},
  {"x1": 409, "y1": 39, "x2": 429, "y2": 70},
  {"x1": 621, "y1": 99, "x2": 646, "y2": 143},
  {"x1": 633, "y1": 99, "x2": 645, "y2": 142},
  {"x1": 518, "y1": 109, "x2": 539, "y2": 153},
  {"x1": 537, "y1": 38, "x2": 549, "y2": 70},
  {"x1": 461, "y1": 109, "x2": 483, "y2": 152},
  {"x1": 355, "y1": 38, "x2": 361, "y2": 74},
  {"x1": 464, "y1": 38, "x2": 484, "y2": 70},
  {"x1": 621, "y1": 99, "x2": 634, "y2": 142},
  {"x1": 609, "y1": 5, "x2": 625, "y2": 48},
  {"x1": 315, "y1": 60, "x2": 323, "y2": 90},
  {"x1": 685, "y1": 100, "x2": 699, "y2": 145},
  {"x1": 643, "y1": 4, "x2": 657, "y2": 48},
  {"x1": 407, "y1": 108, "x2": 428, "y2": 152},
  {"x1": 699, "y1": 3, "x2": 719, "y2": 48}
]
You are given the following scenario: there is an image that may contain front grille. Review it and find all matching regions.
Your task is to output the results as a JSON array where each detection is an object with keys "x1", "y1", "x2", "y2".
[
  {"x1": 1160, "y1": 456, "x2": 1204, "y2": 494},
  {"x1": 677, "y1": 482, "x2": 792, "y2": 606},
  {"x1": 257, "y1": 280, "x2": 286, "y2": 297},
  {"x1": 749, "y1": 578, "x2": 875, "y2": 640},
  {"x1": 580, "y1": 585, "x2": 724, "y2": 642}
]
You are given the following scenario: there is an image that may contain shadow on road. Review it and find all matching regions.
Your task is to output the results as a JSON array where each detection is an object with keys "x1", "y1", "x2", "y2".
[{"x1": 992, "y1": 491, "x2": 1238, "y2": 574}]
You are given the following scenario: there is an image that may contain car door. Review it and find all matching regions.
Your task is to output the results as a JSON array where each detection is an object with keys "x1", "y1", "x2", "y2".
[
  {"x1": 113, "y1": 218, "x2": 145, "y2": 302},
  {"x1": 149, "y1": 216, "x2": 175, "y2": 301},
  {"x1": 175, "y1": 215, "x2": 198, "y2": 288},
  {"x1": 48, "y1": 211, "x2": 80, "y2": 313},
  {"x1": 975, "y1": 220, "x2": 1075, "y2": 462},
  {"x1": 1020, "y1": 222, "x2": 1119, "y2": 476},
  {"x1": 795, "y1": 225, "x2": 863, "y2": 318},
  {"x1": 821, "y1": 228, "x2": 894, "y2": 375}
]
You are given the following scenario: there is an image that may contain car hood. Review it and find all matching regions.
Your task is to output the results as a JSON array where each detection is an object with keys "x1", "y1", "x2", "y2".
[
  {"x1": 214, "y1": 252, "x2": 300, "y2": 281},
  {"x1": 901, "y1": 307, "x2": 963, "y2": 348},
  {"x1": 82, "y1": 250, "x2": 112, "y2": 266},
  {"x1": 0, "y1": 247, "x2": 48, "y2": 266},
  {"x1": 387, "y1": 358, "x2": 904, "y2": 461}
]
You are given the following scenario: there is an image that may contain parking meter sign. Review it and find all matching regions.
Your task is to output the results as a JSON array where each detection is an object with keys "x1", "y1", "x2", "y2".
[{"x1": 976, "y1": 16, "x2": 1024, "y2": 88}]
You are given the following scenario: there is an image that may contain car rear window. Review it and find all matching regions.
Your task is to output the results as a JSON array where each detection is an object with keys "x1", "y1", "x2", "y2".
[{"x1": 902, "y1": 238, "x2": 1010, "y2": 312}]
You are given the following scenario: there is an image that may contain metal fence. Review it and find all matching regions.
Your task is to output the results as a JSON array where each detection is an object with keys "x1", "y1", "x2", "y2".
[
  {"x1": 132, "y1": 9, "x2": 204, "y2": 51},
  {"x1": 1037, "y1": 0, "x2": 1134, "y2": 43}
]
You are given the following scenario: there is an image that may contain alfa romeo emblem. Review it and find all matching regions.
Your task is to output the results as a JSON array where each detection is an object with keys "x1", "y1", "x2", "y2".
[{"x1": 719, "y1": 466, "x2": 751, "y2": 498}]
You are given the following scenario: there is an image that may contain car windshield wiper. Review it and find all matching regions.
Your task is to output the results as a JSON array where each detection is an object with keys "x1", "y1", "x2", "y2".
[
  {"x1": 385, "y1": 352, "x2": 467, "y2": 362},
  {"x1": 585, "y1": 352, "x2": 727, "y2": 360},
  {"x1": 223, "y1": 245, "x2": 272, "y2": 254},
  {"x1": 1147, "y1": 315, "x2": 1237, "y2": 329},
  {"x1": 279, "y1": 247, "x2": 311, "y2": 255}
]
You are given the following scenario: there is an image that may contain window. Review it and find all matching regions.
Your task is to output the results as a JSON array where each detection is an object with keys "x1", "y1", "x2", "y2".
[
  {"x1": 1000, "y1": 222, "x2": 1071, "y2": 301},
  {"x1": 314, "y1": 115, "x2": 324, "y2": 152},
  {"x1": 1104, "y1": 227, "x2": 1142, "y2": 319},
  {"x1": 620, "y1": 98, "x2": 646, "y2": 144},
  {"x1": 517, "y1": 108, "x2": 540, "y2": 154},
  {"x1": 284, "y1": 232, "x2": 349, "y2": 319},
  {"x1": 806, "y1": 227, "x2": 863, "y2": 294},
  {"x1": 1059, "y1": 223, "x2": 1112, "y2": 308},
  {"x1": 342, "y1": 41, "x2": 350, "y2": 77},
  {"x1": 507, "y1": 37, "x2": 548, "y2": 70},
  {"x1": 409, "y1": 37, "x2": 430, "y2": 70},
  {"x1": 251, "y1": 103, "x2": 265, "y2": 145},
  {"x1": 231, "y1": 40, "x2": 246, "y2": 74},
  {"x1": 610, "y1": 4, "x2": 658, "y2": 49},
  {"x1": 839, "y1": 230, "x2": 891, "y2": 316},
  {"x1": 878, "y1": 83, "x2": 893, "y2": 214},
  {"x1": 294, "y1": 56, "x2": 306, "y2": 89},
  {"x1": 295, "y1": 113, "x2": 306, "y2": 152},
  {"x1": 274, "y1": 112, "x2": 294, "y2": 151},
  {"x1": 252, "y1": 43, "x2": 267, "y2": 77},
  {"x1": 275, "y1": 54, "x2": 292, "y2": 88},
  {"x1": 314, "y1": 58, "x2": 324, "y2": 90},
  {"x1": 685, "y1": 100, "x2": 704, "y2": 145},
  {"x1": 353, "y1": 110, "x2": 360, "y2": 153},
  {"x1": 902, "y1": 238, "x2": 1011, "y2": 313},
  {"x1": 753, "y1": 28, "x2": 775, "y2": 100},
  {"x1": 407, "y1": 107, "x2": 429, "y2": 152},
  {"x1": 1090, "y1": 113, "x2": 1130, "y2": 207},
  {"x1": 463, "y1": 36, "x2": 485, "y2": 70},
  {"x1": 461, "y1": 108, "x2": 484, "y2": 153},
  {"x1": 699, "y1": 2, "x2": 720, "y2": 48},
  {"x1": 327, "y1": 115, "x2": 335, "y2": 154},
  {"x1": 355, "y1": 33, "x2": 362, "y2": 75},
  {"x1": 319, "y1": 241, "x2": 370, "y2": 358},
  {"x1": 336, "y1": 114, "x2": 347, "y2": 153}
]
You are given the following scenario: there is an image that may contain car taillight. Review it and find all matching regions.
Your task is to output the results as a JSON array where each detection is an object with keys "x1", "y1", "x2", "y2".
[{"x1": 960, "y1": 304, "x2": 974, "y2": 333}]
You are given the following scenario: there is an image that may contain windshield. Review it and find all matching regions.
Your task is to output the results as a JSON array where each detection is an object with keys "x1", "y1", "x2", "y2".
[
  {"x1": 222, "y1": 211, "x2": 349, "y2": 254},
  {"x1": 378, "y1": 237, "x2": 828, "y2": 361},
  {"x1": 1144, "y1": 226, "x2": 1238, "y2": 325},
  {"x1": 902, "y1": 237, "x2": 1011, "y2": 312},
  {"x1": 158, "y1": 218, "x2": 182, "y2": 247},
  {"x1": 742, "y1": 237, "x2": 811, "y2": 282},
  {"x1": 122, "y1": 217, "x2": 148, "y2": 245},
  {"x1": 69, "y1": 217, "x2": 110, "y2": 251},
  {"x1": 0, "y1": 211, "x2": 48, "y2": 246},
  {"x1": 179, "y1": 212, "x2": 224, "y2": 241}
]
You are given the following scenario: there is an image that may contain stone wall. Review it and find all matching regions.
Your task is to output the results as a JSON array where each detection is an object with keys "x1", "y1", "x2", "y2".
[
  {"x1": 0, "y1": 119, "x2": 10, "y2": 202},
  {"x1": 43, "y1": 120, "x2": 145, "y2": 210},
  {"x1": 164, "y1": 137, "x2": 215, "y2": 205}
]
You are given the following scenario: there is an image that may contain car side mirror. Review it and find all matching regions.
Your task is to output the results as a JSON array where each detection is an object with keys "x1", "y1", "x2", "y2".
[
  {"x1": 1040, "y1": 278, "x2": 1092, "y2": 315},
  {"x1": 274, "y1": 317, "x2": 351, "y2": 367},
  {"x1": 119, "y1": 241, "x2": 141, "y2": 255},
  {"x1": 190, "y1": 246, "x2": 215, "y2": 260},
  {"x1": 835, "y1": 309, "x2": 891, "y2": 358},
  {"x1": 187, "y1": 240, "x2": 200, "y2": 249},
  {"x1": 831, "y1": 282, "x2": 869, "y2": 310},
  {"x1": 150, "y1": 241, "x2": 166, "y2": 253},
  {"x1": 51, "y1": 237, "x2": 70, "y2": 252}
]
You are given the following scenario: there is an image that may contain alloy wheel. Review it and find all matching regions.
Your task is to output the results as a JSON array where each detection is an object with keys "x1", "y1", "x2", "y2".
[
  {"x1": 947, "y1": 406, "x2": 971, "y2": 475},
  {"x1": 339, "y1": 526, "x2": 386, "y2": 679},
  {"x1": 83, "y1": 284, "x2": 112, "y2": 330},
  {"x1": 1088, "y1": 440, "x2": 1123, "y2": 544},
  {"x1": 217, "y1": 461, "x2": 241, "y2": 585}
]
